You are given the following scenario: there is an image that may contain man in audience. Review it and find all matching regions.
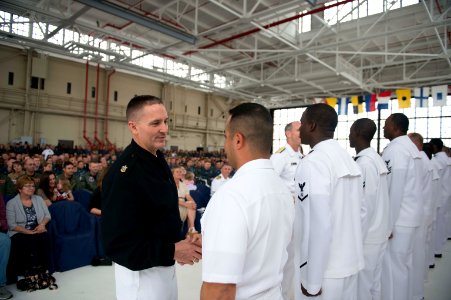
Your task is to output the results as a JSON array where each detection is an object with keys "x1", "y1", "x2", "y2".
[
  {"x1": 200, "y1": 103, "x2": 294, "y2": 300},
  {"x1": 294, "y1": 103, "x2": 364, "y2": 299},
  {"x1": 210, "y1": 164, "x2": 232, "y2": 196},
  {"x1": 381, "y1": 113, "x2": 423, "y2": 300},
  {"x1": 198, "y1": 160, "x2": 215, "y2": 186},
  {"x1": 78, "y1": 162, "x2": 99, "y2": 192},
  {"x1": 22, "y1": 158, "x2": 41, "y2": 188},
  {"x1": 350, "y1": 118, "x2": 390, "y2": 300},
  {"x1": 270, "y1": 120, "x2": 302, "y2": 300},
  {"x1": 102, "y1": 95, "x2": 202, "y2": 300},
  {"x1": 0, "y1": 194, "x2": 12, "y2": 299},
  {"x1": 58, "y1": 161, "x2": 78, "y2": 190},
  {"x1": 41, "y1": 144, "x2": 54, "y2": 160}
]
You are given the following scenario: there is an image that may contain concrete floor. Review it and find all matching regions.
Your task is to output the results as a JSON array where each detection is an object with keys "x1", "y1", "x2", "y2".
[{"x1": 5, "y1": 240, "x2": 451, "y2": 300}]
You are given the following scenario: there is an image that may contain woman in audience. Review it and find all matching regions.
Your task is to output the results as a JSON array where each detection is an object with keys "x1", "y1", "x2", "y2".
[
  {"x1": 6, "y1": 176, "x2": 52, "y2": 278},
  {"x1": 37, "y1": 171, "x2": 57, "y2": 206},
  {"x1": 88, "y1": 167, "x2": 112, "y2": 266},
  {"x1": 172, "y1": 167, "x2": 197, "y2": 235},
  {"x1": 7, "y1": 161, "x2": 24, "y2": 185}
]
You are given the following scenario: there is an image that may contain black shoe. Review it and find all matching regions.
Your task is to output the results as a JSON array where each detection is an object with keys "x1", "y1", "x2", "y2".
[
  {"x1": 448, "y1": 237, "x2": 451, "y2": 240},
  {"x1": 429, "y1": 264, "x2": 435, "y2": 268},
  {"x1": 435, "y1": 254, "x2": 442, "y2": 258}
]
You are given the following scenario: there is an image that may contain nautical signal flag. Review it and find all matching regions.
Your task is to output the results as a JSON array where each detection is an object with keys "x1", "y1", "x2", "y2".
[
  {"x1": 350, "y1": 96, "x2": 363, "y2": 114},
  {"x1": 413, "y1": 87, "x2": 430, "y2": 108},
  {"x1": 396, "y1": 89, "x2": 411, "y2": 109},
  {"x1": 337, "y1": 97, "x2": 349, "y2": 115},
  {"x1": 377, "y1": 91, "x2": 391, "y2": 109},
  {"x1": 326, "y1": 97, "x2": 337, "y2": 107},
  {"x1": 365, "y1": 94, "x2": 376, "y2": 112},
  {"x1": 431, "y1": 85, "x2": 448, "y2": 107}
]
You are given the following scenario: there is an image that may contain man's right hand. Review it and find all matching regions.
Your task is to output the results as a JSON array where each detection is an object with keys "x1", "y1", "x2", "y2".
[{"x1": 174, "y1": 238, "x2": 202, "y2": 265}]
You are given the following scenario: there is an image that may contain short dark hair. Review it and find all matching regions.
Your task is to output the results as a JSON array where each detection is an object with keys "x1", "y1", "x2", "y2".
[
  {"x1": 304, "y1": 103, "x2": 338, "y2": 133},
  {"x1": 429, "y1": 138, "x2": 444, "y2": 151},
  {"x1": 63, "y1": 161, "x2": 74, "y2": 169},
  {"x1": 423, "y1": 143, "x2": 433, "y2": 159},
  {"x1": 390, "y1": 113, "x2": 409, "y2": 134},
  {"x1": 228, "y1": 103, "x2": 273, "y2": 154},
  {"x1": 126, "y1": 95, "x2": 163, "y2": 121},
  {"x1": 354, "y1": 118, "x2": 377, "y2": 142}
]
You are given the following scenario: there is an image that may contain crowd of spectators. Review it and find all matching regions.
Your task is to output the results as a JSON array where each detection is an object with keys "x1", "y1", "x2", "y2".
[
  {"x1": 0, "y1": 141, "x2": 230, "y2": 296},
  {"x1": 0, "y1": 142, "x2": 229, "y2": 201}
]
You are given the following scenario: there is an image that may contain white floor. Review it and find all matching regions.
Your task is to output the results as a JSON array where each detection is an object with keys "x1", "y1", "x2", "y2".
[{"x1": 5, "y1": 240, "x2": 451, "y2": 300}]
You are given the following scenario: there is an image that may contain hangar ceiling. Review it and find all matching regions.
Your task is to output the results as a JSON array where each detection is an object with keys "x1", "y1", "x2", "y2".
[{"x1": 0, "y1": 0, "x2": 450, "y2": 108}]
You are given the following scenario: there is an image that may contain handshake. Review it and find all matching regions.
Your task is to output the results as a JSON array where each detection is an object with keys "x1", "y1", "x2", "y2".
[{"x1": 174, "y1": 231, "x2": 202, "y2": 265}]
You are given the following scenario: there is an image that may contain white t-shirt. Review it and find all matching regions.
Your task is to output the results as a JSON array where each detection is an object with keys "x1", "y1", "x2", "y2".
[
  {"x1": 270, "y1": 144, "x2": 303, "y2": 195},
  {"x1": 355, "y1": 147, "x2": 391, "y2": 244},
  {"x1": 295, "y1": 139, "x2": 364, "y2": 294},
  {"x1": 201, "y1": 159, "x2": 294, "y2": 300}
]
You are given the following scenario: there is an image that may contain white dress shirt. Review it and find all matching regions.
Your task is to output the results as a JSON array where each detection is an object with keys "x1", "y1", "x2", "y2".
[{"x1": 201, "y1": 159, "x2": 294, "y2": 300}]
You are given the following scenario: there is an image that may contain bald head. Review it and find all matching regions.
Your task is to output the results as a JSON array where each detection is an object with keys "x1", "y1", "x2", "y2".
[{"x1": 408, "y1": 132, "x2": 423, "y2": 151}]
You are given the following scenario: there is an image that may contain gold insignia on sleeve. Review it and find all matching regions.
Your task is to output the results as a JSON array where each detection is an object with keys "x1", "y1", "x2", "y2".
[{"x1": 120, "y1": 165, "x2": 128, "y2": 173}]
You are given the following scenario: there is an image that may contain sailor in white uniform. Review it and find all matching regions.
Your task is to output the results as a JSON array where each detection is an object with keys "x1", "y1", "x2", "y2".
[
  {"x1": 430, "y1": 138, "x2": 451, "y2": 257},
  {"x1": 201, "y1": 103, "x2": 294, "y2": 300},
  {"x1": 271, "y1": 121, "x2": 303, "y2": 195},
  {"x1": 381, "y1": 113, "x2": 423, "y2": 300},
  {"x1": 294, "y1": 104, "x2": 364, "y2": 300},
  {"x1": 270, "y1": 121, "x2": 303, "y2": 300},
  {"x1": 209, "y1": 164, "x2": 232, "y2": 196},
  {"x1": 408, "y1": 133, "x2": 435, "y2": 300},
  {"x1": 421, "y1": 143, "x2": 440, "y2": 270},
  {"x1": 350, "y1": 118, "x2": 390, "y2": 300}
]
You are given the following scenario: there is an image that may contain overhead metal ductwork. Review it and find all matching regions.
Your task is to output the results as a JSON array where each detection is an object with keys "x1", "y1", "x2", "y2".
[{"x1": 75, "y1": 0, "x2": 197, "y2": 45}]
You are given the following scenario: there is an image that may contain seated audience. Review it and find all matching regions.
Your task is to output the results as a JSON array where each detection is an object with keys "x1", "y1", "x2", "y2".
[
  {"x1": 184, "y1": 172, "x2": 197, "y2": 191},
  {"x1": 6, "y1": 176, "x2": 52, "y2": 279},
  {"x1": 8, "y1": 161, "x2": 24, "y2": 185},
  {"x1": 172, "y1": 167, "x2": 197, "y2": 235},
  {"x1": 88, "y1": 167, "x2": 112, "y2": 266},
  {"x1": 0, "y1": 194, "x2": 13, "y2": 299},
  {"x1": 54, "y1": 178, "x2": 74, "y2": 201},
  {"x1": 37, "y1": 171, "x2": 58, "y2": 206}
]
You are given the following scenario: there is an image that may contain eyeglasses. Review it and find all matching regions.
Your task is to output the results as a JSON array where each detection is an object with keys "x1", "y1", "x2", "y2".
[{"x1": 22, "y1": 184, "x2": 35, "y2": 189}]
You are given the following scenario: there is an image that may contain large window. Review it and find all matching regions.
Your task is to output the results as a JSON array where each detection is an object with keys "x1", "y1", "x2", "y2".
[{"x1": 272, "y1": 96, "x2": 451, "y2": 156}]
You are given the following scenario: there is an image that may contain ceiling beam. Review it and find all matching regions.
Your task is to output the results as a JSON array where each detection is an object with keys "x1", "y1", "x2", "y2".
[{"x1": 75, "y1": 0, "x2": 197, "y2": 44}]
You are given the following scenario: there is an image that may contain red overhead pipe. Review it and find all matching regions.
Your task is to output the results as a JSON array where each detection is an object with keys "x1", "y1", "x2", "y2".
[
  {"x1": 184, "y1": 0, "x2": 354, "y2": 56},
  {"x1": 94, "y1": 63, "x2": 103, "y2": 147},
  {"x1": 83, "y1": 60, "x2": 93, "y2": 148},
  {"x1": 104, "y1": 69, "x2": 116, "y2": 149}
]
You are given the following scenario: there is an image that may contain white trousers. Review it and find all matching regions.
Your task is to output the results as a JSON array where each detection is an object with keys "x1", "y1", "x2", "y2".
[
  {"x1": 357, "y1": 242, "x2": 387, "y2": 300},
  {"x1": 434, "y1": 206, "x2": 446, "y2": 255},
  {"x1": 381, "y1": 225, "x2": 416, "y2": 300},
  {"x1": 114, "y1": 263, "x2": 177, "y2": 300},
  {"x1": 425, "y1": 221, "x2": 435, "y2": 268},
  {"x1": 410, "y1": 223, "x2": 427, "y2": 300},
  {"x1": 281, "y1": 232, "x2": 295, "y2": 300},
  {"x1": 299, "y1": 274, "x2": 357, "y2": 300}
]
